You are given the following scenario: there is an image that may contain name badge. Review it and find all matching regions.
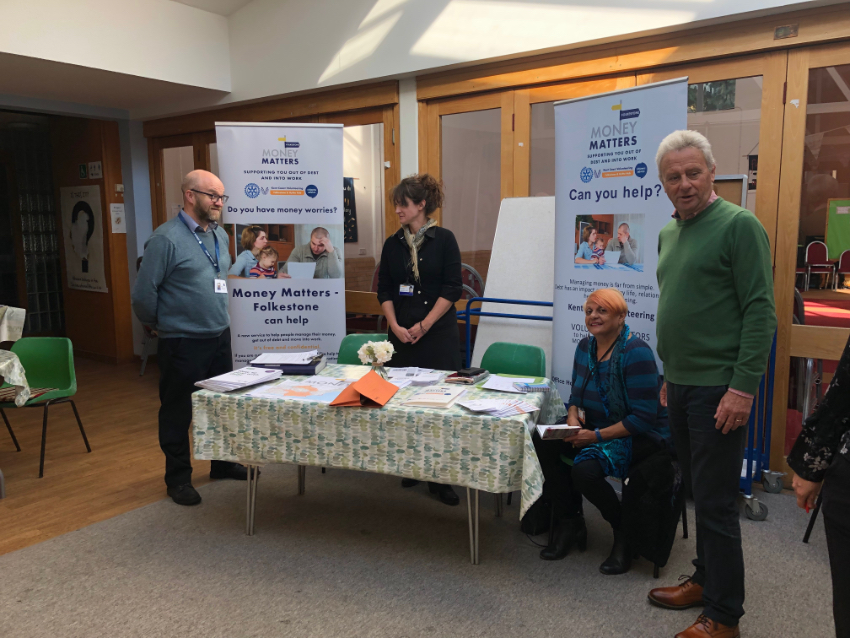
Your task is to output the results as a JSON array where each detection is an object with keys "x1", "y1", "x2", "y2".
[
  {"x1": 399, "y1": 284, "x2": 414, "y2": 296},
  {"x1": 214, "y1": 279, "x2": 228, "y2": 294}
]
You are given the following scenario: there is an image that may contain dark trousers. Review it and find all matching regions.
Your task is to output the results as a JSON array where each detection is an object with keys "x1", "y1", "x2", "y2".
[
  {"x1": 157, "y1": 328, "x2": 234, "y2": 487},
  {"x1": 667, "y1": 383, "x2": 746, "y2": 628},
  {"x1": 822, "y1": 456, "x2": 850, "y2": 638},
  {"x1": 534, "y1": 435, "x2": 625, "y2": 530}
]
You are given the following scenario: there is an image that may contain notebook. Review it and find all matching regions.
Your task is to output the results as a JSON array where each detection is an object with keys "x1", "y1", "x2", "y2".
[{"x1": 402, "y1": 385, "x2": 467, "y2": 409}]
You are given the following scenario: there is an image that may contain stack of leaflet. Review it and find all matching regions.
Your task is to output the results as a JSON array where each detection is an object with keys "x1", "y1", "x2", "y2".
[
  {"x1": 457, "y1": 398, "x2": 540, "y2": 418},
  {"x1": 387, "y1": 367, "x2": 445, "y2": 386},
  {"x1": 195, "y1": 366, "x2": 282, "y2": 393},
  {"x1": 250, "y1": 350, "x2": 327, "y2": 374}
]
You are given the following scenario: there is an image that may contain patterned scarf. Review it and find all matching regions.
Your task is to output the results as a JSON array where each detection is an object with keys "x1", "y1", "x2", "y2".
[
  {"x1": 587, "y1": 322, "x2": 632, "y2": 424},
  {"x1": 573, "y1": 322, "x2": 634, "y2": 480},
  {"x1": 402, "y1": 217, "x2": 436, "y2": 282}
]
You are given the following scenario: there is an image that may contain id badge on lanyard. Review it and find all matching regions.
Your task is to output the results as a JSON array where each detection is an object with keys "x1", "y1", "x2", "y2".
[
  {"x1": 180, "y1": 214, "x2": 226, "y2": 293},
  {"x1": 399, "y1": 283, "x2": 414, "y2": 296}
]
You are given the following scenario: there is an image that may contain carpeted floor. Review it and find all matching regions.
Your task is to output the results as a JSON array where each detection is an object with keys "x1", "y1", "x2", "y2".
[{"x1": 0, "y1": 465, "x2": 834, "y2": 638}]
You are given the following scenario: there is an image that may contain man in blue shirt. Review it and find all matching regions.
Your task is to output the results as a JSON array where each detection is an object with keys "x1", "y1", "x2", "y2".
[{"x1": 133, "y1": 170, "x2": 248, "y2": 506}]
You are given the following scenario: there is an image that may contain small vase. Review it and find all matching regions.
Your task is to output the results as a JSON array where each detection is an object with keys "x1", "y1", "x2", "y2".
[{"x1": 371, "y1": 363, "x2": 389, "y2": 380}]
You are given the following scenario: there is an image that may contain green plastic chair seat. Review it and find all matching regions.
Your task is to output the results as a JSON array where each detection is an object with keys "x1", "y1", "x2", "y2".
[
  {"x1": 480, "y1": 342, "x2": 546, "y2": 378},
  {"x1": 337, "y1": 333, "x2": 389, "y2": 366},
  {"x1": 0, "y1": 338, "x2": 77, "y2": 408}
]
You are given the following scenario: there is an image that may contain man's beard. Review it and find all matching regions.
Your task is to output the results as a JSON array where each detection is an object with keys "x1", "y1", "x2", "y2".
[{"x1": 194, "y1": 201, "x2": 220, "y2": 223}]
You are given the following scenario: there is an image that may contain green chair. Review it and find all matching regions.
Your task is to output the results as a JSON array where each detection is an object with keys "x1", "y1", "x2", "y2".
[
  {"x1": 480, "y1": 342, "x2": 546, "y2": 378},
  {"x1": 337, "y1": 333, "x2": 388, "y2": 365},
  {"x1": 0, "y1": 337, "x2": 91, "y2": 478},
  {"x1": 480, "y1": 341, "x2": 547, "y2": 511}
]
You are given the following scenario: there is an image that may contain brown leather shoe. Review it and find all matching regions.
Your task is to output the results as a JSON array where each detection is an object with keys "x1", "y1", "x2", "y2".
[
  {"x1": 648, "y1": 575, "x2": 704, "y2": 610},
  {"x1": 675, "y1": 614, "x2": 740, "y2": 638}
]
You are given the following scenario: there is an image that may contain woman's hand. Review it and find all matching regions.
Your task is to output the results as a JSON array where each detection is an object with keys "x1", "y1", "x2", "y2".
[
  {"x1": 571, "y1": 429, "x2": 598, "y2": 448},
  {"x1": 408, "y1": 321, "x2": 429, "y2": 343},
  {"x1": 390, "y1": 322, "x2": 414, "y2": 344},
  {"x1": 597, "y1": 256, "x2": 606, "y2": 265},
  {"x1": 792, "y1": 474, "x2": 821, "y2": 511},
  {"x1": 566, "y1": 410, "x2": 582, "y2": 428}
]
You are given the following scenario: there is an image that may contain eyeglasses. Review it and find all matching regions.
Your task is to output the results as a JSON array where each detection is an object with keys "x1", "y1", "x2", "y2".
[{"x1": 189, "y1": 189, "x2": 229, "y2": 204}]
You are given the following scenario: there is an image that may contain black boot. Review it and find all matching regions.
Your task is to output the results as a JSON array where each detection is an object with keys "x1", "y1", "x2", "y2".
[
  {"x1": 428, "y1": 482, "x2": 459, "y2": 506},
  {"x1": 599, "y1": 527, "x2": 631, "y2": 575},
  {"x1": 540, "y1": 515, "x2": 587, "y2": 561}
]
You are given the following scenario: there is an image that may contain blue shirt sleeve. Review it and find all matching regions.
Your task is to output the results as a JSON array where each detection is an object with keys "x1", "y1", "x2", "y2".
[
  {"x1": 575, "y1": 242, "x2": 593, "y2": 261},
  {"x1": 620, "y1": 338, "x2": 662, "y2": 436}
]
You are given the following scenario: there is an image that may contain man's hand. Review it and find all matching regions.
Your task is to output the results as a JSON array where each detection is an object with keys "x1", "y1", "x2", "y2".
[
  {"x1": 320, "y1": 237, "x2": 334, "y2": 254},
  {"x1": 714, "y1": 390, "x2": 753, "y2": 434},
  {"x1": 277, "y1": 271, "x2": 291, "y2": 279},
  {"x1": 792, "y1": 474, "x2": 821, "y2": 511},
  {"x1": 660, "y1": 381, "x2": 667, "y2": 407}
]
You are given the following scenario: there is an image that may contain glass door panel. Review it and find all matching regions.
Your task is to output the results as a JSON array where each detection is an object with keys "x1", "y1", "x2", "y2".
[
  {"x1": 440, "y1": 108, "x2": 501, "y2": 284},
  {"x1": 784, "y1": 62, "x2": 850, "y2": 454}
]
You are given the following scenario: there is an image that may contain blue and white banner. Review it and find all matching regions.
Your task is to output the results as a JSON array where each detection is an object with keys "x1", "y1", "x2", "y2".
[
  {"x1": 551, "y1": 79, "x2": 687, "y2": 394},
  {"x1": 216, "y1": 122, "x2": 345, "y2": 368}
]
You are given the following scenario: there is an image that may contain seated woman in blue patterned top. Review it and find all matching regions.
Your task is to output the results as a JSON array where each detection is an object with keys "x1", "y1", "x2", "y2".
[{"x1": 537, "y1": 287, "x2": 669, "y2": 574}]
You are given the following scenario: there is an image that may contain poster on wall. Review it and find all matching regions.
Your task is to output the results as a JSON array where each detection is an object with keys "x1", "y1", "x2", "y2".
[
  {"x1": 215, "y1": 122, "x2": 345, "y2": 368},
  {"x1": 551, "y1": 78, "x2": 688, "y2": 395},
  {"x1": 343, "y1": 177, "x2": 358, "y2": 243},
  {"x1": 60, "y1": 185, "x2": 108, "y2": 293}
]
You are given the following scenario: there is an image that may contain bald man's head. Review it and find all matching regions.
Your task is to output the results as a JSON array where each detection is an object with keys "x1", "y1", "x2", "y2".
[{"x1": 182, "y1": 170, "x2": 225, "y2": 227}]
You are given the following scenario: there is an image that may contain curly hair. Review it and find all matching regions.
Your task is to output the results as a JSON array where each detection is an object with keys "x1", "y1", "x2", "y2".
[{"x1": 390, "y1": 174, "x2": 445, "y2": 215}]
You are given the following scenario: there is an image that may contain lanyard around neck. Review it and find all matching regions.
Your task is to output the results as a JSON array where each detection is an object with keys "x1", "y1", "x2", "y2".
[{"x1": 179, "y1": 213, "x2": 220, "y2": 275}]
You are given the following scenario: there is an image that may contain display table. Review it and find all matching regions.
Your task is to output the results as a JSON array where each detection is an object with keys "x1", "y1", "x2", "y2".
[{"x1": 192, "y1": 364, "x2": 566, "y2": 563}]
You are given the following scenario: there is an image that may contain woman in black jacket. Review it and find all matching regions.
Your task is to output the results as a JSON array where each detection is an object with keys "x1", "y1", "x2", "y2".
[
  {"x1": 377, "y1": 174, "x2": 463, "y2": 505},
  {"x1": 789, "y1": 334, "x2": 850, "y2": 638}
]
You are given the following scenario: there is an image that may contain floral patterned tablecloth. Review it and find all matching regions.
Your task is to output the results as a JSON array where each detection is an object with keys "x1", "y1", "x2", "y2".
[{"x1": 193, "y1": 364, "x2": 566, "y2": 517}]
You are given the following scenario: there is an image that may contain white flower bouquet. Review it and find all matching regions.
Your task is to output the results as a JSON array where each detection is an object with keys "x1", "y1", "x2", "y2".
[{"x1": 357, "y1": 340, "x2": 395, "y2": 366}]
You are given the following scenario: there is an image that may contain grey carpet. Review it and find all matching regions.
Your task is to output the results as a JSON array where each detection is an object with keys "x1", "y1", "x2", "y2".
[{"x1": 0, "y1": 465, "x2": 834, "y2": 638}]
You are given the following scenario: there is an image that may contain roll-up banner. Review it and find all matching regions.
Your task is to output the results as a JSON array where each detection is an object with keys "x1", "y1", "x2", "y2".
[
  {"x1": 551, "y1": 78, "x2": 688, "y2": 395},
  {"x1": 215, "y1": 122, "x2": 345, "y2": 368}
]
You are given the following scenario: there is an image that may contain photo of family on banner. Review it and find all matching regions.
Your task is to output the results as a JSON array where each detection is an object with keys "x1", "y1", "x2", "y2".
[
  {"x1": 551, "y1": 78, "x2": 688, "y2": 391},
  {"x1": 215, "y1": 122, "x2": 346, "y2": 368}
]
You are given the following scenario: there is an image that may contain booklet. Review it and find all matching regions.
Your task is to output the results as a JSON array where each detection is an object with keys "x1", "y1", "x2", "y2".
[
  {"x1": 536, "y1": 424, "x2": 582, "y2": 440},
  {"x1": 482, "y1": 375, "x2": 535, "y2": 393},
  {"x1": 402, "y1": 385, "x2": 467, "y2": 409}
]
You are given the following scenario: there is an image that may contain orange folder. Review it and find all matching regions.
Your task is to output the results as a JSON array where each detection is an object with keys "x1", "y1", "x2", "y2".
[{"x1": 329, "y1": 370, "x2": 399, "y2": 407}]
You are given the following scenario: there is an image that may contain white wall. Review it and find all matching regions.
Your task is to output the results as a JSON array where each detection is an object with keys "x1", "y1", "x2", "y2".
[
  {"x1": 1, "y1": 0, "x2": 231, "y2": 92},
  {"x1": 342, "y1": 124, "x2": 385, "y2": 262},
  {"x1": 220, "y1": 0, "x2": 826, "y2": 109}
]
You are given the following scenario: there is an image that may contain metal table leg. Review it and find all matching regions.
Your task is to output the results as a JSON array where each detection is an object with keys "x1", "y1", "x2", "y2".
[
  {"x1": 246, "y1": 465, "x2": 259, "y2": 536},
  {"x1": 474, "y1": 490, "x2": 480, "y2": 565},
  {"x1": 466, "y1": 487, "x2": 475, "y2": 564},
  {"x1": 298, "y1": 464, "x2": 306, "y2": 495}
]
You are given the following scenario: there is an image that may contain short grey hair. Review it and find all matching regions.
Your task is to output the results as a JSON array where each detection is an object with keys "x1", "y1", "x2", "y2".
[
  {"x1": 618, "y1": 223, "x2": 630, "y2": 232},
  {"x1": 655, "y1": 130, "x2": 715, "y2": 178}
]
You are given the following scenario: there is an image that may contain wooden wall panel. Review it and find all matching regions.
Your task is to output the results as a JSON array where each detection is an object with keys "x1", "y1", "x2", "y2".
[
  {"x1": 144, "y1": 81, "x2": 399, "y2": 139},
  {"x1": 51, "y1": 117, "x2": 133, "y2": 363}
]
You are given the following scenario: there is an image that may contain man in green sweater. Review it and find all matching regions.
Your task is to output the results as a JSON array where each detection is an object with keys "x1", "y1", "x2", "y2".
[{"x1": 647, "y1": 131, "x2": 775, "y2": 638}]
